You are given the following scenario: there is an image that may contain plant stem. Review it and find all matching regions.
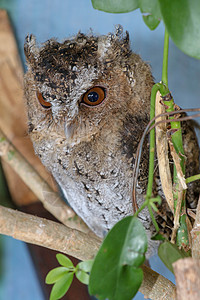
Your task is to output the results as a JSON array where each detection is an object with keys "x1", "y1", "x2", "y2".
[
  {"x1": 148, "y1": 204, "x2": 159, "y2": 232},
  {"x1": 134, "y1": 199, "x2": 148, "y2": 217},
  {"x1": 145, "y1": 85, "x2": 157, "y2": 199},
  {"x1": 186, "y1": 174, "x2": 200, "y2": 184},
  {"x1": 162, "y1": 29, "x2": 169, "y2": 87}
]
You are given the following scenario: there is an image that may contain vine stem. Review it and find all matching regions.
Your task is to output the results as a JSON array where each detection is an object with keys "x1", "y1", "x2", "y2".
[
  {"x1": 162, "y1": 29, "x2": 169, "y2": 86},
  {"x1": 146, "y1": 29, "x2": 170, "y2": 200},
  {"x1": 144, "y1": 29, "x2": 170, "y2": 232},
  {"x1": 185, "y1": 174, "x2": 200, "y2": 184}
]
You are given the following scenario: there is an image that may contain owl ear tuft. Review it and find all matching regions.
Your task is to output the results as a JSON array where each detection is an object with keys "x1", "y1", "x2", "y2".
[
  {"x1": 98, "y1": 26, "x2": 130, "y2": 60},
  {"x1": 114, "y1": 25, "x2": 129, "y2": 46},
  {"x1": 123, "y1": 31, "x2": 130, "y2": 46},
  {"x1": 24, "y1": 34, "x2": 39, "y2": 65}
]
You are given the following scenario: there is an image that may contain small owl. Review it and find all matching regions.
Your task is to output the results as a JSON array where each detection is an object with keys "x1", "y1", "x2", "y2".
[{"x1": 24, "y1": 27, "x2": 199, "y2": 256}]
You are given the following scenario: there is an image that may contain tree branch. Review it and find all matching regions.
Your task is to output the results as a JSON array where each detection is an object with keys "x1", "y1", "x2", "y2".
[
  {"x1": 0, "y1": 205, "x2": 176, "y2": 299},
  {"x1": 0, "y1": 205, "x2": 101, "y2": 260}
]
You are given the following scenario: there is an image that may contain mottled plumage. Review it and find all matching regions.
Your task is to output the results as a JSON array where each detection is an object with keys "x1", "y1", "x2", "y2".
[{"x1": 24, "y1": 27, "x2": 199, "y2": 257}]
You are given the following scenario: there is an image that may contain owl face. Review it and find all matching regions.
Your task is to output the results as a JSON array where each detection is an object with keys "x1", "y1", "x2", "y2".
[
  {"x1": 24, "y1": 27, "x2": 154, "y2": 243},
  {"x1": 24, "y1": 28, "x2": 152, "y2": 145}
]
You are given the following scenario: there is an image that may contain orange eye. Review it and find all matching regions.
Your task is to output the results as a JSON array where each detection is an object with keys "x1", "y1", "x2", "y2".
[
  {"x1": 36, "y1": 91, "x2": 52, "y2": 109},
  {"x1": 82, "y1": 86, "x2": 106, "y2": 106}
]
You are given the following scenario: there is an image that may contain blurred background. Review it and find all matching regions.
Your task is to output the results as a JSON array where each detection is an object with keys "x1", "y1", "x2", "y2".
[{"x1": 0, "y1": 0, "x2": 199, "y2": 299}]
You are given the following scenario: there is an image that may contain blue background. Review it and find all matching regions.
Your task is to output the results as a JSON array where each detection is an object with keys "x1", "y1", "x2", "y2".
[{"x1": 0, "y1": 0, "x2": 200, "y2": 299}]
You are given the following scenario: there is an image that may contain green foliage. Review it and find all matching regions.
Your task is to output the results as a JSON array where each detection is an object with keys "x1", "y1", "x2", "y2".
[
  {"x1": 140, "y1": 0, "x2": 161, "y2": 19},
  {"x1": 142, "y1": 15, "x2": 160, "y2": 31},
  {"x1": 159, "y1": 0, "x2": 200, "y2": 59},
  {"x1": 89, "y1": 216, "x2": 147, "y2": 300},
  {"x1": 56, "y1": 253, "x2": 74, "y2": 268},
  {"x1": 176, "y1": 214, "x2": 189, "y2": 247},
  {"x1": 140, "y1": 0, "x2": 161, "y2": 30},
  {"x1": 158, "y1": 241, "x2": 191, "y2": 273},
  {"x1": 91, "y1": 0, "x2": 200, "y2": 59},
  {"x1": 91, "y1": 0, "x2": 139, "y2": 14},
  {"x1": 75, "y1": 260, "x2": 93, "y2": 284},
  {"x1": 46, "y1": 267, "x2": 71, "y2": 284},
  {"x1": 45, "y1": 254, "x2": 93, "y2": 300},
  {"x1": 49, "y1": 273, "x2": 73, "y2": 300}
]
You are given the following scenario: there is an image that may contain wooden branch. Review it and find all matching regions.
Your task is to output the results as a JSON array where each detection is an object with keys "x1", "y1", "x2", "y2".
[
  {"x1": 0, "y1": 205, "x2": 176, "y2": 299},
  {"x1": 173, "y1": 258, "x2": 200, "y2": 300},
  {"x1": 191, "y1": 194, "x2": 200, "y2": 259},
  {"x1": 0, "y1": 9, "x2": 44, "y2": 205},
  {"x1": 0, "y1": 128, "x2": 92, "y2": 234},
  {"x1": 141, "y1": 265, "x2": 176, "y2": 300},
  {"x1": 0, "y1": 205, "x2": 100, "y2": 261}
]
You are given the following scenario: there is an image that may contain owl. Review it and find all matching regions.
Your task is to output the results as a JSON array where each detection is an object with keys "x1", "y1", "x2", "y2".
[{"x1": 24, "y1": 26, "x2": 199, "y2": 256}]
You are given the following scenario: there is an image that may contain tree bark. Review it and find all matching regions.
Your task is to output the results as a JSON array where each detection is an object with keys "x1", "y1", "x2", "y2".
[{"x1": 173, "y1": 258, "x2": 200, "y2": 300}]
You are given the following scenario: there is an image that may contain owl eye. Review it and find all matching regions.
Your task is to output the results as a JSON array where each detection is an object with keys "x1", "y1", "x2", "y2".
[
  {"x1": 36, "y1": 91, "x2": 52, "y2": 109},
  {"x1": 82, "y1": 86, "x2": 106, "y2": 106}
]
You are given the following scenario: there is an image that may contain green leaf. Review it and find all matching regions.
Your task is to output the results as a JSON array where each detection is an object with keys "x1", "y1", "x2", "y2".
[
  {"x1": 45, "y1": 267, "x2": 69, "y2": 284},
  {"x1": 140, "y1": 0, "x2": 162, "y2": 19},
  {"x1": 56, "y1": 254, "x2": 74, "y2": 269},
  {"x1": 50, "y1": 272, "x2": 74, "y2": 300},
  {"x1": 159, "y1": 0, "x2": 200, "y2": 59},
  {"x1": 75, "y1": 260, "x2": 93, "y2": 285},
  {"x1": 140, "y1": 0, "x2": 161, "y2": 30},
  {"x1": 158, "y1": 241, "x2": 191, "y2": 273},
  {"x1": 77, "y1": 260, "x2": 93, "y2": 273},
  {"x1": 91, "y1": 0, "x2": 139, "y2": 13},
  {"x1": 142, "y1": 15, "x2": 160, "y2": 31},
  {"x1": 115, "y1": 266, "x2": 143, "y2": 300},
  {"x1": 89, "y1": 216, "x2": 147, "y2": 300},
  {"x1": 176, "y1": 214, "x2": 189, "y2": 247},
  {"x1": 76, "y1": 270, "x2": 90, "y2": 285},
  {"x1": 151, "y1": 233, "x2": 166, "y2": 241}
]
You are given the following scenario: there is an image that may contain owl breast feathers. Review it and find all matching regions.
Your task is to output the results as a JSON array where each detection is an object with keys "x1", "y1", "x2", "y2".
[{"x1": 24, "y1": 27, "x2": 165, "y2": 256}]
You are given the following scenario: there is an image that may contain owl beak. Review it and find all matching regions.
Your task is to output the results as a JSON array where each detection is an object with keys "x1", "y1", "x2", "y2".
[{"x1": 64, "y1": 120, "x2": 76, "y2": 141}]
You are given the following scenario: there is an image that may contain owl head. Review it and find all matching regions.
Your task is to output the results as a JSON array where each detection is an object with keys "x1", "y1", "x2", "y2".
[{"x1": 24, "y1": 26, "x2": 153, "y2": 147}]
